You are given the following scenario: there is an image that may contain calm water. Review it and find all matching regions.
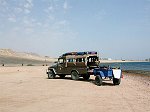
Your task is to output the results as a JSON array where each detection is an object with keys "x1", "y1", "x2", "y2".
[{"x1": 100, "y1": 62, "x2": 150, "y2": 71}]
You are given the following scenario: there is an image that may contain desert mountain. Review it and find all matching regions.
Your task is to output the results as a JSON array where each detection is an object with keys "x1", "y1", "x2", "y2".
[
  {"x1": 0, "y1": 49, "x2": 51, "y2": 60},
  {"x1": 0, "y1": 49, "x2": 55, "y2": 65}
]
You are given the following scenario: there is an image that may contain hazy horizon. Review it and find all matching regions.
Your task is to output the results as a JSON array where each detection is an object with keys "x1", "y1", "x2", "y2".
[{"x1": 0, "y1": 0, "x2": 150, "y2": 60}]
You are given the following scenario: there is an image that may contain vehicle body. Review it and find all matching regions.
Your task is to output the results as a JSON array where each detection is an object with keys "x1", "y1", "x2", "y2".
[
  {"x1": 93, "y1": 66, "x2": 122, "y2": 86},
  {"x1": 46, "y1": 51, "x2": 99, "y2": 80}
]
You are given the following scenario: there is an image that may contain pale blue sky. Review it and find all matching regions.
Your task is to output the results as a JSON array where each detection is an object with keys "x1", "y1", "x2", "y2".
[{"x1": 0, "y1": 0, "x2": 150, "y2": 59}]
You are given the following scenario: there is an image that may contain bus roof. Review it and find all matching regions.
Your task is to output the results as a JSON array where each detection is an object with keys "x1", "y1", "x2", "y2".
[{"x1": 59, "y1": 51, "x2": 98, "y2": 58}]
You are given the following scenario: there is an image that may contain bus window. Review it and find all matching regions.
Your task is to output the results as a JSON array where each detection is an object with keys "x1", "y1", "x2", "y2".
[
  {"x1": 88, "y1": 56, "x2": 98, "y2": 62},
  {"x1": 67, "y1": 58, "x2": 75, "y2": 62},
  {"x1": 58, "y1": 58, "x2": 64, "y2": 64},
  {"x1": 76, "y1": 58, "x2": 85, "y2": 62}
]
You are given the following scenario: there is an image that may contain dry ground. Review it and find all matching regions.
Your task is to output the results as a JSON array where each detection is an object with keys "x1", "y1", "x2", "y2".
[{"x1": 0, "y1": 66, "x2": 150, "y2": 112}]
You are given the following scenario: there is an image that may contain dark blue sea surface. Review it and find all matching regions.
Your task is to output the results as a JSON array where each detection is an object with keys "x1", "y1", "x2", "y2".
[{"x1": 100, "y1": 62, "x2": 150, "y2": 71}]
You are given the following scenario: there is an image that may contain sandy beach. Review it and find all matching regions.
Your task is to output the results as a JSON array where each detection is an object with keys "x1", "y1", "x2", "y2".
[{"x1": 0, "y1": 66, "x2": 149, "y2": 112}]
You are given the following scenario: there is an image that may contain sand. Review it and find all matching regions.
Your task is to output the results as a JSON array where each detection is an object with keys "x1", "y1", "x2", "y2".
[{"x1": 0, "y1": 66, "x2": 150, "y2": 112}]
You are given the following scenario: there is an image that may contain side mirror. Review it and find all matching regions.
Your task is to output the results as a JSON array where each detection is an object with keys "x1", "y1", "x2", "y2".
[{"x1": 54, "y1": 61, "x2": 58, "y2": 63}]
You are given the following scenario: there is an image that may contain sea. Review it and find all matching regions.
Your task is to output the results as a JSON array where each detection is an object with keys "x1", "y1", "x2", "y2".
[{"x1": 100, "y1": 62, "x2": 150, "y2": 75}]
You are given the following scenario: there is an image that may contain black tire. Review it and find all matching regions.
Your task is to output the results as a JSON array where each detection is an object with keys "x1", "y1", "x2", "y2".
[
  {"x1": 95, "y1": 75, "x2": 102, "y2": 86},
  {"x1": 59, "y1": 74, "x2": 66, "y2": 79},
  {"x1": 48, "y1": 70, "x2": 56, "y2": 79},
  {"x1": 113, "y1": 78, "x2": 121, "y2": 85},
  {"x1": 71, "y1": 71, "x2": 79, "y2": 80},
  {"x1": 83, "y1": 74, "x2": 90, "y2": 80}
]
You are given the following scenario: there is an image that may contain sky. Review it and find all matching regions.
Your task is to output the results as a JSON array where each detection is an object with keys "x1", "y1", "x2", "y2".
[{"x1": 0, "y1": 0, "x2": 150, "y2": 60}]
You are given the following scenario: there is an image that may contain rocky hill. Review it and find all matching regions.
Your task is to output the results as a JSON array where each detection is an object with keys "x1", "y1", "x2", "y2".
[{"x1": 0, "y1": 49, "x2": 55, "y2": 65}]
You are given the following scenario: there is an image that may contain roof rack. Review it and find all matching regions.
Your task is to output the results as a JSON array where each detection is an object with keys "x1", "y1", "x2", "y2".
[{"x1": 61, "y1": 51, "x2": 97, "y2": 57}]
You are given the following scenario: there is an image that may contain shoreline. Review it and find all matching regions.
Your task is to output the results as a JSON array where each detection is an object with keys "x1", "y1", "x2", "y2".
[
  {"x1": 123, "y1": 70, "x2": 150, "y2": 77},
  {"x1": 100, "y1": 60, "x2": 148, "y2": 63}
]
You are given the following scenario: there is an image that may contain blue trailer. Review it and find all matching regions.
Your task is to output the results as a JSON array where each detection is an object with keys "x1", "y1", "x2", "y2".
[{"x1": 93, "y1": 67, "x2": 122, "y2": 86}]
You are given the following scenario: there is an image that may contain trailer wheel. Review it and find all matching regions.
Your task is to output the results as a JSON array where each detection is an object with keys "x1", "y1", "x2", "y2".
[
  {"x1": 71, "y1": 71, "x2": 79, "y2": 80},
  {"x1": 113, "y1": 78, "x2": 121, "y2": 85},
  {"x1": 48, "y1": 70, "x2": 56, "y2": 79},
  {"x1": 95, "y1": 75, "x2": 102, "y2": 86},
  {"x1": 83, "y1": 74, "x2": 90, "y2": 80}
]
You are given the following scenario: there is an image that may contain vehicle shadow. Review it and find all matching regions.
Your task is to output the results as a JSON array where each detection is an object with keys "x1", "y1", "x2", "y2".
[
  {"x1": 101, "y1": 82, "x2": 114, "y2": 86},
  {"x1": 46, "y1": 76, "x2": 115, "y2": 86}
]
